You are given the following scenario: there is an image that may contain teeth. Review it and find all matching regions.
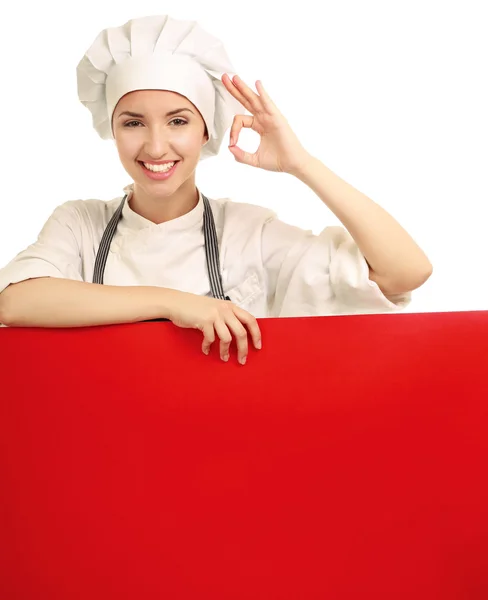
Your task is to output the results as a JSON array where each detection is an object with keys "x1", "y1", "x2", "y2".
[{"x1": 143, "y1": 161, "x2": 175, "y2": 173}]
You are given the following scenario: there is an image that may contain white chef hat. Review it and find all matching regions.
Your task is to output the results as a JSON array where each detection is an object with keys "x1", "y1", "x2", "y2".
[{"x1": 76, "y1": 15, "x2": 245, "y2": 160}]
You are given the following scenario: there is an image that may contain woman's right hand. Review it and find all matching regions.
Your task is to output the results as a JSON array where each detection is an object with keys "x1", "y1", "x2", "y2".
[{"x1": 164, "y1": 290, "x2": 262, "y2": 365}]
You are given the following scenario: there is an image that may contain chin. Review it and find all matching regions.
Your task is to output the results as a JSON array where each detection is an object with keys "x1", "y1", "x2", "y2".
[{"x1": 140, "y1": 180, "x2": 181, "y2": 198}]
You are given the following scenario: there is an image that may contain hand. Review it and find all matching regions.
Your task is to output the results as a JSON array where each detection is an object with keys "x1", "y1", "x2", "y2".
[
  {"x1": 222, "y1": 73, "x2": 312, "y2": 175},
  {"x1": 165, "y1": 290, "x2": 262, "y2": 365}
]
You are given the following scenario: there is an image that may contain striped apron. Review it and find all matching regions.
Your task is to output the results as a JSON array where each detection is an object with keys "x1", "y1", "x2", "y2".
[{"x1": 92, "y1": 193, "x2": 229, "y2": 321}]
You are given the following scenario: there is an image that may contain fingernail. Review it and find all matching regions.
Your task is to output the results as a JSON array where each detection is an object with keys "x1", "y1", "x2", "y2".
[
  {"x1": 222, "y1": 354, "x2": 229, "y2": 362},
  {"x1": 239, "y1": 357, "x2": 247, "y2": 366},
  {"x1": 256, "y1": 340, "x2": 262, "y2": 350},
  {"x1": 203, "y1": 348, "x2": 209, "y2": 355}
]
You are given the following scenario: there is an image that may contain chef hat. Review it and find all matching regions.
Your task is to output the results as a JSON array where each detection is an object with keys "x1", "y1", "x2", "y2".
[{"x1": 76, "y1": 15, "x2": 245, "y2": 160}]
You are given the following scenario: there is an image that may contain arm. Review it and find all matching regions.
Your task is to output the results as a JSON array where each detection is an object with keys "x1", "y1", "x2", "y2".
[
  {"x1": 221, "y1": 75, "x2": 433, "y2": 299},
  {"x1": 0, "y1": 277, "x2": 179, "y2": 327},
  {"x1": 291, "y1": 156, "x2": 433, "y2": 296}
]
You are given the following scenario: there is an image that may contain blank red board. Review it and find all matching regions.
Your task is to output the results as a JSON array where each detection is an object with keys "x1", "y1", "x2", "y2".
[{"x1": 1, "y1": 311, "x2": 488, "y2": 599}]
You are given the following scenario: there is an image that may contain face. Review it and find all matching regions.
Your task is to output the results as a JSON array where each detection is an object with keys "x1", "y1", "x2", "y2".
[{"x1": 112, "y1": 90, "x2": 208, "y2": 201}]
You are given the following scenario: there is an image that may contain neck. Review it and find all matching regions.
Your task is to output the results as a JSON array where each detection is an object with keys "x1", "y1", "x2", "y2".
[{"x1": 130, "y1": 178, "x2": 199, "y2": 224}]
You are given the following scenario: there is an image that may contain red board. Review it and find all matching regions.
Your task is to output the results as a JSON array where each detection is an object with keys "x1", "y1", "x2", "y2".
[{"x1": 1, "y1": 311, "x2": 488, "y2": 599}]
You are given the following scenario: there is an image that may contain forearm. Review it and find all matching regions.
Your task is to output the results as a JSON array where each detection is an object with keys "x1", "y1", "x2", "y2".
[
  {"x1": 293, "y1": 156, "x2": 433, "y2": 294},
  {"x1": 0, "y1": 277, "x2": 179, "y2": 328}
]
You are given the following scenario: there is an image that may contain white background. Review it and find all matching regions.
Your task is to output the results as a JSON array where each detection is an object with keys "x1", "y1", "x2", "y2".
[{"x1": 0, "y1": 0, "x2": 487, "y2": 313}]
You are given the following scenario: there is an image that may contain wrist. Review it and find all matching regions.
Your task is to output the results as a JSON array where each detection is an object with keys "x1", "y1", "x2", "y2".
[
  {"x1": 157, "y1": 287, "x2": 183, "y2": 320},
  {"x1": 287, "y1": 152, "x2": 318, "y2": 179}
]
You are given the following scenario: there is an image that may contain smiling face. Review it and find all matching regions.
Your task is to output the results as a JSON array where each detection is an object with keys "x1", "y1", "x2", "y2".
[{"x1": 112, "y1": 90, "x2": 208, "y2": 203}]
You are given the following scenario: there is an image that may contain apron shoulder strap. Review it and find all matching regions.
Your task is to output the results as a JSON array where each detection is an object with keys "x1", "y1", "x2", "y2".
[
  {"x1": 93, "y1": 195, "x2": 127, "y2": 286},
  {"x1": 202, "y1": 194, "x2": 229, "y2": 301}
]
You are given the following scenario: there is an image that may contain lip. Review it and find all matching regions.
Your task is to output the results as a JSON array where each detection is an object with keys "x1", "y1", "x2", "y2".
[{"x1": 139, "y1": 160, "x2": 179, "y2": 181}]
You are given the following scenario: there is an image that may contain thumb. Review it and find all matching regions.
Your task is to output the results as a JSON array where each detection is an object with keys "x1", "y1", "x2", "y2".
[{"x1": 228, "y1": 144, "x2": 256, "y2": 167}]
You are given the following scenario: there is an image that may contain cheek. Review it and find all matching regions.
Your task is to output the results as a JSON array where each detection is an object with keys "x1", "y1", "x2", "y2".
[
  {"x1": 172, "y1": 128, "x2": 205, "y2": 155},
  {"x1": 115, "y1": 132, "x2": 142, "y2": 161}
]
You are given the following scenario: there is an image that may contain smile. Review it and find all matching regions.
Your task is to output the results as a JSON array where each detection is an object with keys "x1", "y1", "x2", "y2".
[{"x1": 139, "y1": 161, "x2": 179, "y2": 180}]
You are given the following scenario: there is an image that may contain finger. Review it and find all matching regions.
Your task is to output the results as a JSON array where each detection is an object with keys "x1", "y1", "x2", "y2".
[
  {"x1": 229, "y1": 114, "x2": 254, "y2": 147},
  {"x1": 225, "y1": 74, "x2": 264, "y2": 114},
  {"x1": 225, "y1": 314, "x2": 249, "y2": 365},
  {"x1": 201, "y1": 323, "x2": 215, "y2": 355},
  {"x1": 255, "y1": 80, "x2": 278, "y2": 114},
  {"x1": 233, "y1": 306, "x2": 262, "y2": 350},
  {"x1": 222, "y1": 73, "x2": 254, "y2": 114},
  {"x1": 228, "y1": 144, "x2": 259, "y2": 168},
  {"x1": 233, "y1": 75, "x2": 265, "y2": 114},
  {"x1": 214, "y1": 319, "x2": 232, "y2": 362}
]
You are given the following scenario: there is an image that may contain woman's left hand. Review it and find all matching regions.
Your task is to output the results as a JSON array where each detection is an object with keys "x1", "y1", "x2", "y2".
[{"x1": 222, "y1": 74, "x2": 312, "y2": 175}]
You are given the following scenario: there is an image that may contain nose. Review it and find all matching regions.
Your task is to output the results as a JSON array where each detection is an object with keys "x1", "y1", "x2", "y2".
[{"x1": 143, "y1": 128, "x2": 172, "y2": 159}]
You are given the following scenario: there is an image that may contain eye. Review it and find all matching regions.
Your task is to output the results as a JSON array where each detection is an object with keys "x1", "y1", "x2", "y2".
[
  {"x1": 124, "y1": 120, "x2": 143, "y2": 128},
  {"x1": 170, "y1": 118, "x2": 188, "y2": 126}
]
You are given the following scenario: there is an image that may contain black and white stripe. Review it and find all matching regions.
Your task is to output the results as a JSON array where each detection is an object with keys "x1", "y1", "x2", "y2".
[
  {"x1": 202, "y1": 195, "x2": 228, "y2": 301},
  {"x1": 92, "y1": 195, "x2": 127, "y2": 285}
]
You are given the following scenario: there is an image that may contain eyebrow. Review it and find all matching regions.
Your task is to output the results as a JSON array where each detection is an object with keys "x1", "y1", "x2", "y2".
[{"x1": 117, "y1": 108, "x2": 195, "y2": 119}]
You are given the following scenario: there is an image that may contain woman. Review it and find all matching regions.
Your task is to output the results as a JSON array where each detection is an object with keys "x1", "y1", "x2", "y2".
[{"x1": 0, "y1": 15, "x2": 432, "y2": 365}]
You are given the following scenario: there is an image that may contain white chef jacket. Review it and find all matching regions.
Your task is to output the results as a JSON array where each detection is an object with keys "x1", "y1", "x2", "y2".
[{"x1": 0, "y1": 184, "x2": 410, "y2": 321}]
